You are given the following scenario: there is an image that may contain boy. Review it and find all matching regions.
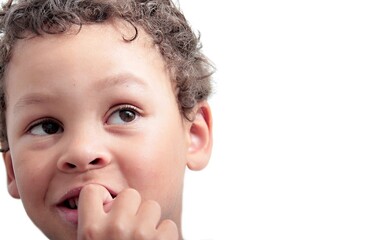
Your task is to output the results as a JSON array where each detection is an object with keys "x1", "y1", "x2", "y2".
[{"x1": 0, "y1": 0, "x2": 213, "y2": 239}]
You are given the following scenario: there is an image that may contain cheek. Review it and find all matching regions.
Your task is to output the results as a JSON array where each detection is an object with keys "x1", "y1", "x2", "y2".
[
  {"x1": 115, "y1": 126, "x2": 188, "y2": 191},
  {"x1": 119, "y1": 141, "x2": 185, "y2": 185},
  {"x1": 12, "y1": 149, "x2": 54, "y2": 205},
  {"x1": 121, "y1": 147, "x2": 185, "y2": 217}
]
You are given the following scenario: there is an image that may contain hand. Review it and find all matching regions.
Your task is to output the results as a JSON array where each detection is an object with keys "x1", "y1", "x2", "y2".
[{"x1": 77, "y1": 184, "x2": 179, "y2": 240}]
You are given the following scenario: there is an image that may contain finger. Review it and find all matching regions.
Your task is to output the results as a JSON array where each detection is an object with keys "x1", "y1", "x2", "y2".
[
  {"x1": 156, "y1": 219, "x2": 179, "y2": 240},
  {"x1": 110, "y1": 188, "x2": 141, "y2": 217},
  {"x1": 136, "y1": 200, "x2": 161, "y2": 229},
  {"x1": 78, "y1": 184, "x2": 112, "y2": 227},
  {"x1": 101, "y1": 189, "x2": 142, "y2": 239},
  {"x1": 130, "y1": 200, "x2": 162, "y2": 239}
]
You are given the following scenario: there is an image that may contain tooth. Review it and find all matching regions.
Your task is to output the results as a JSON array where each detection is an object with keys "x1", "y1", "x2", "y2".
[{"x1": 68, "y1": 198, "x2": 76, "y2": 209}]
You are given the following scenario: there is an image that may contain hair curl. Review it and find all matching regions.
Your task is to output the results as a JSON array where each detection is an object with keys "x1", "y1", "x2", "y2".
[{"x1": 0, "y1": 0, "x2": 214, "y2": 151}]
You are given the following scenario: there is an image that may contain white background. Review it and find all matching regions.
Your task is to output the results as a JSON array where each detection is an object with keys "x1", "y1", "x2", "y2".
[{"x1": 1, "y1": 0, "x2": 390, "y2": 239}]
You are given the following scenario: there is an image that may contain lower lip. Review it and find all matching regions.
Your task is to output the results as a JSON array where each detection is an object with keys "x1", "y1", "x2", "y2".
[{"x1": 57, "y1": 206, "x2": 78, "y2": 225}]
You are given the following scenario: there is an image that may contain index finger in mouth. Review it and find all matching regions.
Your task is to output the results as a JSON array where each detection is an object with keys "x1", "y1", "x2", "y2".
[{"x1": 78, "y1": 184, "x2": 113, "y2": 226}]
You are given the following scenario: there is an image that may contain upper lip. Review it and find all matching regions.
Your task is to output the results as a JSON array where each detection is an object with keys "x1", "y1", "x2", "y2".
[{"x1": 57, "y1": 184, "x2": 118, "y2": 206}]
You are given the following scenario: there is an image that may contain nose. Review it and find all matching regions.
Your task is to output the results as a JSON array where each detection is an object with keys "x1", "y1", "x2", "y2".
[{"x1": 57, "y1": 129, "x2": 112, "y2": 173}]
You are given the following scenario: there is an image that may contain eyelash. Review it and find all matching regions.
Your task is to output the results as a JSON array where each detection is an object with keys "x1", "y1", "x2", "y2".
[
  {"x1": 106, "y1": 104, "x2": 141, "y2": 124},
  {"x1": 114, "y1": 104, "x2": 140, "y2": 115}
]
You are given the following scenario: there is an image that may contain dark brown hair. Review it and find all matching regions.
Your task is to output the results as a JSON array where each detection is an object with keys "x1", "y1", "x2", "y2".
[{"x1": 0, "y1": 0, "x2": 213, "y2": 151}]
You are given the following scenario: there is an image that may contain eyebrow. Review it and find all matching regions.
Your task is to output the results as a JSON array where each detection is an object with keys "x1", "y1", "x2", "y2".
[
  {"x1": 94, "y1": 72, "x2": 148, "y2": 90},
  {"x1": 13, "y1": 73, "x2": 148, "y2": 113},
  {"x1": 14, "y1": 93, "x2": 57, "y2": 114}
]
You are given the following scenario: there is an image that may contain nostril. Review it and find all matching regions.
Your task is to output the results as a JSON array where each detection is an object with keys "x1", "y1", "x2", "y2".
[
  {"x1": 89, "y1": 159, "x2": 100, "y2": 165},
  {"x1": 66, "y1": 163, "x2": 77, "y2": 169},
  {"x1": 57, "y1": 155, "x2": 111, "y2": 172}
]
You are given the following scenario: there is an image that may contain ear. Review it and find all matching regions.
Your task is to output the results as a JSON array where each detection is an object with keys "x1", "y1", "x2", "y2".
[
  {"x1": 186, "y1": 101, "x2": 213, "y2": 171},
  {"x1": 3, "y1": 151, "x2": 20, "y2": 198}
]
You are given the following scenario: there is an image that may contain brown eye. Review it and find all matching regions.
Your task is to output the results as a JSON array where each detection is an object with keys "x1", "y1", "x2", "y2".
[
  {"x1": 107, "y1": 106, "x2": 139, "y2": 125},
  {"x1": 29, "y1": 120, "x2": 63, "y2": 135},
  {"x1": 119, "y1": 109, "x2": 136, "y2": 122}
]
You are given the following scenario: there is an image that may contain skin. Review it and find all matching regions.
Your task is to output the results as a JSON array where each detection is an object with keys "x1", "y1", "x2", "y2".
[{"x1": 2, "y1": 20, "x2": 212, "y2": 240}]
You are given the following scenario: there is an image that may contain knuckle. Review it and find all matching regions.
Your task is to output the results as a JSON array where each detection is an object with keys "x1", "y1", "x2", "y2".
[
  {"x1": 119, "y1": 188, "x2": 141, "y2": 200},
  {"x1": 111, "y1": 221, "x2": 127, "y2": 233},
  {"x1": 156, "y1": 220, "x2": 179, "y2": 239},
  {"x1": 132, "y1": 226, "x2": 155, "y2": 239},
  {"x1": 144, "y1": 199, "x2": 161, "y2": 212},
  {"x1": 79, "y1": 224, "x2": 100, "y2": 240},
  {"x1": 106, "y1": 222, "x2": 128, "y2": 239}
]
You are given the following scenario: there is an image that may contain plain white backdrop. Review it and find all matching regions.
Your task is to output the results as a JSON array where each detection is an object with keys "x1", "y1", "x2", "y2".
[{"x1": 1, "y1": 0, "x2": 390, "y2": 239}]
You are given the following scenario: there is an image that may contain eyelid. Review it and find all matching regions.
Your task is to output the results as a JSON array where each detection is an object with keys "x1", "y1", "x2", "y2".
[
  {"x1": 111, "y1": 104, "x2": 142, "y2": 115},
  {"x1": 118, "y1": 104, "x2": 141, "y2": 113}
]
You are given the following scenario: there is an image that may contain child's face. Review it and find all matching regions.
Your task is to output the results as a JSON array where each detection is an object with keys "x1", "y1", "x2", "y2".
[{"x1": 3, "y1": 21, "x2": 211, "y2": 239}]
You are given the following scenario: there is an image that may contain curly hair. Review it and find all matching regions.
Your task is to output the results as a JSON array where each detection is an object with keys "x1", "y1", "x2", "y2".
[{"x1": 0, "y1": 0, "x2": 214, "y2": 151}]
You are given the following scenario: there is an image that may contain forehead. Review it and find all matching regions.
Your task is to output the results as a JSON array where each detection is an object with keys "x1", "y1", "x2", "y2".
[
  {"x1": 5, "y1": 21, "x2": 173, "y2": 111},
  {"x1": 9, "y1": 20, "x2": 155, "y2": 68}
]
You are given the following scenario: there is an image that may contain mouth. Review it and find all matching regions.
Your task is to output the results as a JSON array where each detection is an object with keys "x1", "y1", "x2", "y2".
[
  {"x1": 61, "y1": 196, "x2": 80, "y2": 210},
  {"x1": 58, "y1": 193, "x2": 116, "y2": 210},
  {"x1": 58, "y1": 188, "x2": 117, "y2": 210},
  {"x1": 56, "y1": 185, "x2": 117, "y2": 225}
]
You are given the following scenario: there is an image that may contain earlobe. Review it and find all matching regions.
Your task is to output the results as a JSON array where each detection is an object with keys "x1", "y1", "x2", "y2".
[
  {"x1": 186, "y1": 101, "x2": 213, "y2": 171},
  {"x1": 3, "y1": 151, "x2": 20, "y2": 199}
]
